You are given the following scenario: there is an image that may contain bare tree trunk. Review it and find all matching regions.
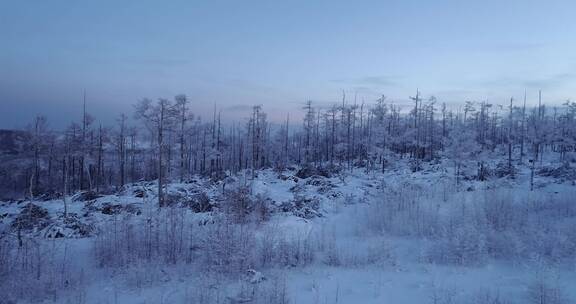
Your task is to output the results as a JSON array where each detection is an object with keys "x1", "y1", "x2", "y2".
[
  {"x1": 116, "y1": 114, "x2": 128, "y2": 189},
  {"x1": 520, "y1": 91, "x2": 526, "y2": 163},
  {"x1": 508, "y1": 97, "x2": 513, "y2": 169},
  {"x1": 63, "y1": 157, "x2": 69, "y2": 218},
  {"x1": 285, "y1": 114, "x2": 290, "y2": 166},
  {"x1": 158, "y1": 104, "x2": 165, "y2": 207},
  {"x1": 96, "y1": 125, "x2": 103, "y2": 192}
]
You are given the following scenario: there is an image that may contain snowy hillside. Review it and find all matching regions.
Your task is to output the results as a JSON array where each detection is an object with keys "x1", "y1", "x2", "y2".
[{"x1": 2, "y1": 158, "x2": 575, "y2": 304}]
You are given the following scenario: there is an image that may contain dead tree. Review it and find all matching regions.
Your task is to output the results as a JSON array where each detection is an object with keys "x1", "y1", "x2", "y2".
[{"x1": 134, "y1": 98, "x2": 174, "y2": 207}]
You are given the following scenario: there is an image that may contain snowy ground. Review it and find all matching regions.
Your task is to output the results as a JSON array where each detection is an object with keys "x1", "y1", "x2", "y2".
[{"x1": 1, "y1": 159, "x2": 575, "y2": 303}]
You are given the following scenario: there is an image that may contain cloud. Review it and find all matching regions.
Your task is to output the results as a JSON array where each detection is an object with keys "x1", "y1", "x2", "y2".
[
  {"x1": 195, "y1": 76, "x2": 278, "y2": 94},
  {"x1": 223, "y1": 104, "x2": 254, "y2": 112},
  {"x1": 331, "y1": 75, "x2": 401, "y2": 87},
  {"x1": 479, "y1": 72, "x2": 576, "y2": 90},
  {"x1": 522, "y1": 73, "x2": 576, "y2": 89},
  {"x1": 433, "y1": 88, "x2": 477, "y2": 96},
  {"x1": 350, "y1": 86, "x2": 383, "y2": 96}
]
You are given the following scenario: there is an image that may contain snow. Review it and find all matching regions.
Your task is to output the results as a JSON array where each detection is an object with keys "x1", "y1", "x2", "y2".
[{"x1": 1, "y1": 159, "x2": 576, "y2": 303}]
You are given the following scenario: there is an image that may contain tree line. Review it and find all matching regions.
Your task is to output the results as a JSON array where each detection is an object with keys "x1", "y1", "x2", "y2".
[{"x1": 2, "y1": 90, "x2": 575, "y2": 203}]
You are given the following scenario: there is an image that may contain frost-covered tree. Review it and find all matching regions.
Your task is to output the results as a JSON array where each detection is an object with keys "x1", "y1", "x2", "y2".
[{"x1": 134, "y1": 98, "x2": 176, "y2": 207}]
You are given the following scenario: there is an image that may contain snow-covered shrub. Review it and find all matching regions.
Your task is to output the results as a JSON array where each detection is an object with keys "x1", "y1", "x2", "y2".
[
  {"x1": 224, "y1": 186, "x2": 255, "y2": 223},
  {"x1": 322, "y1": 229, "x2": 341, "y2": 267},
  {"x1": 209, "y1": 169, "x2": 228, "y2": 183},
  {"x1": 481, "y1": 192, "x2": 517, "y2": 232},
  {"x1": 525, "y1": 192, "x2": 576, "y2": 219},
  {"x1": 162, "y1": 206, "x2": 186, "y2": 264},
  {"x1": 409, "y1": 158, "x2": 423, "y2": 172},
  {"x1": 99, "y1": 202, "x2": 124, "y2": 215},
  {"x1": 484, "y1": 230, "x2": 523, "y2": 261},
  {"x1": 295, "y1": 164, "x2": 331, "y2": 179},
  {"x1": 256, "y1": 223, "x2": 314, "y2": 268},
  {"x1": 183, "y1": 191, "x2": 214, "y2": 212},
  {"x1": 290, "y1": 194, "x2": 321, "y2": 219},
  {"x1": 164, "y1": 190, "x2": 188, "y2": 207},
  {"x1": 42, "y1": 213, "x2": 95, "y2": 238},
  {"x1": 35, "y1": 189, "x2": 62, "y2": 201},
  {"x1": 224, "y1": 186, "x2": 273, "y2": 223},
  {"x1": 334, "y1": 240, "x2": 395, "y2": 268},
  {"x1": 254, "y1": 274, "x2": 290, "y2": 304},
  {"x1": 342, "y1": 193, "x2": 356, "y2": 205},
  {"x1": 94, "y1": 214, "x2": 141, "y2": 267},
  {"x1": 201, "y1": 217, "x2": 257, "y2": 275},
  {"x1": 72, "y1": 190, "x2": 103, "y2": 201},
  {"x1": 521, "y1": 224, "x2": 575, "y2": 263},
  {"x1": 537, "y1": 163, "x2": 576, "y2": 182},
  {"x1": 305, "y1": 176, "x2": 337, "y2": 195},
  {"x1": 477, "y1": 161, "x2": 492, "y2": 181},
  {"x1": 123, "y1": 262, "x2": 172, "y2": 290},
  {"x1": 527, "y1": 274, "x2": 567, "y2": 304},
  {"x1": 363, "y1": 186, "x2": 441, "y2": 238},
  {"x1": 11, "y1": 203, "x2": 51, "y2": 233},
  {"x1": 252, "y1": 193, "x2": 274, "y2": 223},
  {"x1": 429, "y1": 285, "x2": 456, "y2": 304},
  {"x1": 271, "y1": 231, "x2": 314, "y2": 267},
  {"x1": 258, "y1": 225, "x2": 279, "y2": 267},
  {"x1": 365, "y1": 179, "x2": 576, "y2": 267},
  {"x1": 0, "y1": 236, "x2": 9, "y2": 277},
  {"x1": 282, "y1": 184, "x2": 322, "y2": 218},
  {"x1": 493, "y1": 162, "x2": 517, "y2": 178},
  {"x1": 182, "y1": 275, "x2": 224, "y2": 304},
  {"x1": 427, "y1": 222, "x2": 487, "y2": 266},
  {"x1": 277, "y1": 172, "x2": 298, "y2": 183},
  {"x1": 94, "y1": 208, "x2": 259, "y2": 277},
  {"x1": 469, "y1": 289, "x2": 511, "y2": 304},
  {"x1": 228, "y1": 272, "x2": 289, "y2": 304},
  {"x1": 0, "y1": 236, "x2": 84, "y2": 303},
  {"x1": 95, "y1": 205, "x2": 188, "y2": 267},
  {"x1": 100, "y1": 202, "x2": 141, "y2": 215}
]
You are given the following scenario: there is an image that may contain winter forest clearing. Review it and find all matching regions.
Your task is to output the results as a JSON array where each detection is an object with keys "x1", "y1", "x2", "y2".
[
  {"x1": 2, "y1": 92, "x2": 576, "y2": 303},
  {"x1": 3, "y1": 1, "x2": 576, "y2": 303}
]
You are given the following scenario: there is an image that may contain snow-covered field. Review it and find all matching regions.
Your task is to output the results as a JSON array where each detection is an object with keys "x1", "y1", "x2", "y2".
[{"x1": 1, "y1": 159, "x2": 575, "y2": 304}]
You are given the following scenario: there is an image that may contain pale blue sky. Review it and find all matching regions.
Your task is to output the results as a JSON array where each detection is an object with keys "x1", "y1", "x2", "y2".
[{"x1": 1, "y1": 0, "x2": 575, "y2": 128}]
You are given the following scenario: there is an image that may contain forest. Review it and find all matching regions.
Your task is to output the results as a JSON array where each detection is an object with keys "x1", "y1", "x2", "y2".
[
  {"x1": 1, "y1": 91, "x2": 576, "y2": 303},
  {"x1": 2, "y1": 90, "x2": 574, "y2": 202}
]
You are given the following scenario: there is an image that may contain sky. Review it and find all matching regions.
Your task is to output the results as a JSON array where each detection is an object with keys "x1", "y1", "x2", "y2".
[{"x1": 1, "y1": 0, "x2": 576, "y2": 129}]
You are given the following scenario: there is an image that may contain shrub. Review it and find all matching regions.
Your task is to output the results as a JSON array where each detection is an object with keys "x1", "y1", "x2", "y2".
[
  {"x1": 527, "y1": 275, "x2": 567, "y2": 304},
  {"x1": 11, "y1": 203, "x2": 51, "y2": 232}
]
